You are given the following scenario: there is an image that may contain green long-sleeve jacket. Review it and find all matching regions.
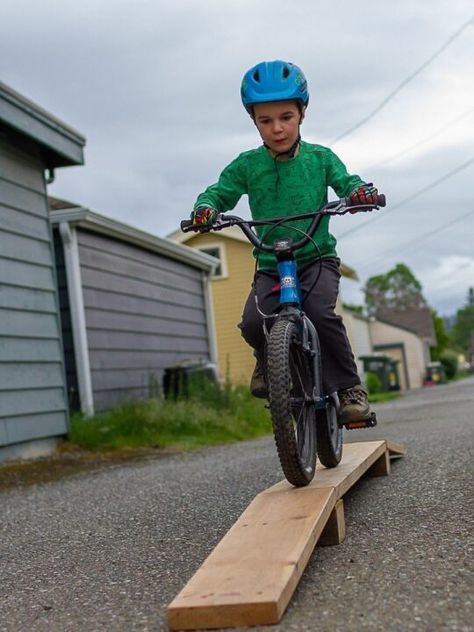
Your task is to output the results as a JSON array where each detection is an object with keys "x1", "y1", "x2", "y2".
[{"x1": 194, "y1": 140, "x2": 364, "y2": 271}]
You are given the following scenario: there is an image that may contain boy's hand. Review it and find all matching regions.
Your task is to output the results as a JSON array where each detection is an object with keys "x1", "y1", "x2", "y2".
[
  {"x1": 191, "y1": 207, "x2": 218, "y2": 226},
  {"x1": 349, "y1": 183, "x2": 378, "y2": 205}
]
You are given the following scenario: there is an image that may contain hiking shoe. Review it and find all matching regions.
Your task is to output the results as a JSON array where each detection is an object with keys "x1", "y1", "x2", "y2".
[
  {"x1": 338, "y1": 384, "x2": 371, "y2": 424},
  {"x1": 250, "y1": 351, "x2": 268, "y2": 399}
]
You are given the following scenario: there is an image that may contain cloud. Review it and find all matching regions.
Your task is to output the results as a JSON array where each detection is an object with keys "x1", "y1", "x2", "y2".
[
  {"x1": 418, "y1": 255, "x2": 474, "y2": 313},
  {"x1": 1, "y1": 0, "x2": 473, "y2": 315}
]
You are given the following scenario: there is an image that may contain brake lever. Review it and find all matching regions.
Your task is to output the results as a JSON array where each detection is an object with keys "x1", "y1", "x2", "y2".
[
  {"x1": 322, "y1": 201, "x2": 348, "y2": 216},
  {"x1": 210, "y1": 214, "x2": 228, "y2": 231}
]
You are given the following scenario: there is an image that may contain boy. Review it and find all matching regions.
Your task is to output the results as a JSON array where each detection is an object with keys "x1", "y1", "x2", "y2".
[{"x1": 190, "y1": 60, "x2": 381, "y2": 424}]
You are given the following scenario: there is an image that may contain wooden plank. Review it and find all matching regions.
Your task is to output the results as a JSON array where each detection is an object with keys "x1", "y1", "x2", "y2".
[
  {"x1": 167, "y1": 440, "x2": 405, "y2": 630},
  {"x1": 167, "y1": 486, "x2": 336, "y2": 630},
  {"x1": 266, "y1": 441, "x2": 388, "y2": 499}
]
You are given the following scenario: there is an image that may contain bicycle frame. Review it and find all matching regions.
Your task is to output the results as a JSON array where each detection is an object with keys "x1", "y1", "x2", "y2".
[{"x1": 273, "y1": 252, "x2": 328, "y2": 411}]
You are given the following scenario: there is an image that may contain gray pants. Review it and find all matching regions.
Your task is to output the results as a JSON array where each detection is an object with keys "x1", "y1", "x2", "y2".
[{"x1": 238, "y1": 257, "x2": 360, "y2": 394}]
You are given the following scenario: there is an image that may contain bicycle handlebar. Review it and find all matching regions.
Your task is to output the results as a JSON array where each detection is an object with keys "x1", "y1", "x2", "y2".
[{"x1": 180, "y1": 195, "x2": 386, "y2": 253}]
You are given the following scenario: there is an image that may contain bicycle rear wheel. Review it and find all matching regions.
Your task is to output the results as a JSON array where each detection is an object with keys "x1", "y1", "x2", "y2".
[
  {"x1": 267, "y1": 318, "x2": 317, "y2": 487},
  {"x1": 316, "y1": 398, "x2": 343, "y2": 468}
]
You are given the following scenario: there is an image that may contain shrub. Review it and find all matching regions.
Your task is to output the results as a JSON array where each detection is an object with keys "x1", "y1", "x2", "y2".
[
  {"x1": 365, "y1": 371, "x2": 382, "y2": 394},
  {"x1": 439, "y1": 349, "x2": 459, "y2": 380}
]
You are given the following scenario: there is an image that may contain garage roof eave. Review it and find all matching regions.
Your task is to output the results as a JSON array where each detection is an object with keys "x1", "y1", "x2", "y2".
[
  {"x1": 0, "y1": 81, "x2": 85, "y2": 168},
  {"x1": 50, "y1": 207, "x2": 218, "y2": 272}
]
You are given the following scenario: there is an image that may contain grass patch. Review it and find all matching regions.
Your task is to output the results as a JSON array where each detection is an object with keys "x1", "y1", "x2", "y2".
[
  {"x1": 368, "y1": 391, "x2": 402, "y2": 403},
  {"x1": 451, "y1": 369, "x2": 473, "y2": 382},
  {"x1": 69, "y1": 383, "x2": 272, "y2": 451},
  {"x1": 69, "y1": 381, "x2": 403, "y2": 453}
]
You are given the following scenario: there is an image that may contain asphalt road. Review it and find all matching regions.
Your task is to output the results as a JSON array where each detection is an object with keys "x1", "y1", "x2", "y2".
[{"x1": 1, "y1": 377, "x2": 473, "y2": 632}]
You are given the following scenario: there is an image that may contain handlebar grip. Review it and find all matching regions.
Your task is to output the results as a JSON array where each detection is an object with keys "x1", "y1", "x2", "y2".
[
  {"x1": 180, "y1": 219, "x2": 194, "y2": 231},
  {"x1": 377, "y1": 194, "x2": 386, "y2": 207}
]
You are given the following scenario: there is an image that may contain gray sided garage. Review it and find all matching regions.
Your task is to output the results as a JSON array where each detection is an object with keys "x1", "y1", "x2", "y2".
[
  {"x1": 0, "y1": 82, "x2": 85, "y2": 461},
  {"x1": 49, "y1": 201, "x2": 217, "y2": 414}
]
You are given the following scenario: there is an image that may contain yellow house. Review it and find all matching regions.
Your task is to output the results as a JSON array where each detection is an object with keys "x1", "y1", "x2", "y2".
[
  {"x1": 169, "y1": 226, "x2": 358, "y2": 386},
  {"x1": 169, "y1": 227, "x2": 255, "y2": 384}
]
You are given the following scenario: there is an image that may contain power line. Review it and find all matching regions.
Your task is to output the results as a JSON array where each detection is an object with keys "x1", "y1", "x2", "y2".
[
  {"x1": 357, "y1": 208, "x2": 474, "y2": 271},
  {"x1": 329, "y1": 15, "x2": 474, "y2": 146},
  {"x1": 337, "y1": 156, "x2": 474, "y2": 241},
  {"x1": 364, "y1": 107, "x2": 474, "y2": 172}
]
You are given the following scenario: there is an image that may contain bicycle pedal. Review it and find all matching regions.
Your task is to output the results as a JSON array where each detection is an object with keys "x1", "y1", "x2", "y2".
[{"x1": 342, "y1": 412, "x2": 377, "y2": 430}]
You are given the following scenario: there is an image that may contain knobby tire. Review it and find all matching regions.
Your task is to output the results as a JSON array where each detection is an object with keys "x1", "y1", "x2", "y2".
[
  {"x1": 267, "y1": 318, "x2": 317, "y2": 487},
  {"x1": 316, "y1": 400, "x2": 343, "y2": 467}
]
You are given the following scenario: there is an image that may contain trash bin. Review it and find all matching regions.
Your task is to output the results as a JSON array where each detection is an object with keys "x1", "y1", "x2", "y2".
[
  {"x1": 163, "y1": 360, "x2": 218, "y2": 399},
  {"x1": 359, "y1": 355, "x2": 401, "y2": 392},
  {"x1": 424, "y1": 361, "x2": 446, "y2": 386}
]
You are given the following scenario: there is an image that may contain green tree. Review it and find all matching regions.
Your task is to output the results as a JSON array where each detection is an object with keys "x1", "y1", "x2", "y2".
[
  {"x1": 440, "y1": 349, "x2": 458, "y2": 380},
  {"x1": 364, "y1": 263, "x2": 427, "y2": 316},
  {"x1": 430, "y1": 310, "x2": 450, "y2": 360},
  {"x1": 342, "y1": 303, "x2": 364, "y2": 315},
  {"x1": 451, "y1": 287, "x2": 474, "y2": 353}
]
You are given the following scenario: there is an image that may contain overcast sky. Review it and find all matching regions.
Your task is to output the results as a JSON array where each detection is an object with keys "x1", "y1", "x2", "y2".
[{"x1": 1, "y1": 0, "x2": 473, "y2": 316}]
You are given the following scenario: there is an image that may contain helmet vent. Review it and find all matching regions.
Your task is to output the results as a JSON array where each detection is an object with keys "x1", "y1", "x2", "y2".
[
  {"x1": 253, "y1": 70, "x2": 260, "y2": 82},
  {"x1": 282, "y1": 66, "x2": 290, "y2": 79}
]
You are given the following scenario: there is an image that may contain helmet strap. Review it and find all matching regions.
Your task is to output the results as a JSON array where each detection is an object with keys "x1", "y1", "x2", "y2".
[{"x1": 263, "y1": 131, "x2": 301, "y2": 159}]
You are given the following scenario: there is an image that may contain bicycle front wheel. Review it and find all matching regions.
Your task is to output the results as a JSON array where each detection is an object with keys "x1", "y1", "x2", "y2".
[{"x1": 267, "y1": 318, "x2": 317, "y2": 487}]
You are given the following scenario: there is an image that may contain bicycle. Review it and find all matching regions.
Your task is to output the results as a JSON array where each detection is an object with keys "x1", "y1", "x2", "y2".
[{"x1": 181, "y1": 195, "x2": 386, "y2": 487}]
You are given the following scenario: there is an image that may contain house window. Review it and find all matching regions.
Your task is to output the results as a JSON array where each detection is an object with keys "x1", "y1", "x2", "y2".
[{"x1": 198, "y1": 244, "x2": 227, "y2": 278}]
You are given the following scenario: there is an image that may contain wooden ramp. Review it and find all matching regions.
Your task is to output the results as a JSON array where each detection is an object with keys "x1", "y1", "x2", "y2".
[{"x1": 167, "y1": 440, "x2": 405, "y2": 630}]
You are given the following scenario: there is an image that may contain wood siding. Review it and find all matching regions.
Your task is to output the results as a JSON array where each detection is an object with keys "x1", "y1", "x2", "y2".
[
  {"x1": 183, "y1": 233, "x2": 255, "y2": 384},
  {"x1": 0, "y1": 132, "x2": 69, "y2": 446},
  {"x1": 74, "y1": 229, "x2": 211, "y2": 410}
]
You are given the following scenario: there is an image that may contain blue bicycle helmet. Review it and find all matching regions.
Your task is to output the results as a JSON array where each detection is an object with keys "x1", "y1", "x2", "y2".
[{"x1": 241, "y1": 60, "x2": 309, "y2": 113}]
